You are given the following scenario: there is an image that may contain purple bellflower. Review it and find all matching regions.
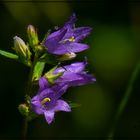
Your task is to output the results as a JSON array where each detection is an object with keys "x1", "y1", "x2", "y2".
[
  {"x1": 44, "y1": 14, "x2": 92, "y2": 55},
  {"x1": 31, "y1": 61, "x2": 95, "y2": 124},
  {"x1": 54, "y1": 61, "x2": 96, "y2": 87},
  {"x1": 31, "y1": 79, "x2": 71, "y2": 124}
]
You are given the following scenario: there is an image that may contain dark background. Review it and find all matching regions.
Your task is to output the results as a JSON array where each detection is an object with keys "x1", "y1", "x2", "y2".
[{"x1": 0, "y1": 0, "x2": 140, "y2": 139}]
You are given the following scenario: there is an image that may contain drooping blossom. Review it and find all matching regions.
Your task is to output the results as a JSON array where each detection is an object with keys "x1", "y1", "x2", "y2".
[
  {"x1": 31, "y1": 78, "x2": 71, "y2": 124},
  {"x1": 44, "y1": 14, "x2": 92, "y2": 55},
  {"x1": 54, "y1": 61, "x2": 96, "y2": 87}
]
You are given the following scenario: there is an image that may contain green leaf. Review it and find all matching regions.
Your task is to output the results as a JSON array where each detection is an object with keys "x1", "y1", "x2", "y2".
[
  {"x1": 0, "y1": 50, "x2": 18, "y2": 60},
  {"x1": 32, "y1": 61, "x2": 45, "y2": 81}
]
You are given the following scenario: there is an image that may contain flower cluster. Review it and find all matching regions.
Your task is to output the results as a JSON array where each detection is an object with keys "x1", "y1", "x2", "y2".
[
  {"x1": 0, "y1": 13, "x2": 96, "y2": 124},
  {"x1": 31, "y1": 62, "x2": 96, "y2": 124}
]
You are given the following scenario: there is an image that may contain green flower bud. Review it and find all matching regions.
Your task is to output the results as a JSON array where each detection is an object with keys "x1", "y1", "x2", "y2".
[
  {"x1": 27, "y1": 25, "x2": 39, "y2": 47},
  {"x1": 44, "y1": 65, "x2": 64, "y2": 84},
  {"x1": 18, "y1": 104, "x2": 29, "y2": 117},
  {"x1": 13, "y1": 36, "x2": 31, "y2": 66},
  {"x1": 57, "y1": 52, "x2": 76, "y2": 61}
]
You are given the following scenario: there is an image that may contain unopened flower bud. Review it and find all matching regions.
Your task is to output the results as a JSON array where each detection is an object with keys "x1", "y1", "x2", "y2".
[
  {"x1": 57, "y1": 52, "x2": 76, "y2": 61},
  {"x1": 13, "y1": 36, "x2": 31, "y2": 58},
  {"x1": 18, "y1": 104, "x2": 29, "y2": 116},
  {"x1": 27, "y1": 25, "x2": 39, "y2": 47},
  {"x1": 13, "y1": 36, "x2": 31, "y2": 66}
]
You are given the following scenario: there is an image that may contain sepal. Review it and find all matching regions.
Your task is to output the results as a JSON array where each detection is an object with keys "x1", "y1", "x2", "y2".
[
  {"x1": 44, "y1": 65, "x2": 64, "y2": 84},
  {"x1": 57, "y1": 52, "x2": 76, "y2": 61}
]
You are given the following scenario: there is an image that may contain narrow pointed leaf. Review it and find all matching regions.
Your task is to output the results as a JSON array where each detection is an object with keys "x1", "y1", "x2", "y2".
[{"x1": 0, "y1": 50, "x2": 18, "y2": 60}]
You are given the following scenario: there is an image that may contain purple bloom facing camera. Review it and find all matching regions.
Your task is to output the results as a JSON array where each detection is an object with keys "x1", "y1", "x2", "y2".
[
  {"x1": 31, "y1": 79, "x2": 71, "y2": 124},
  {"x1": 44, "y1": 14, "x2": 92, "y2": 55},
  {"x1": 31, "y1": 61, "x2": 95, "y2": 124}
]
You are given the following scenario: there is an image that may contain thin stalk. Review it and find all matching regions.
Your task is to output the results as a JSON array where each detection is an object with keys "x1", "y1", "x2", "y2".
[
  {"x1": 22, "y1": 118, "x2": 28, "y2": 140},
  {"x1": 22, "y1": 56, "x2": 37, "y2": 140},
  {"x1": 108, "y1": 61, "x2": 140, "y2": 139}
]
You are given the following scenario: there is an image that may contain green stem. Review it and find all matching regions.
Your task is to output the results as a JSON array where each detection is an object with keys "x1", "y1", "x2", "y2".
[
  {"x1": 22, "y1": 118, "x2": 28, "y2": 140},
  {"x1": 22, "y1": 57, "x2": 37, "y2": 140},
  {"x1": 108, "y1": 61, "x2": 140, "y2": 139}
]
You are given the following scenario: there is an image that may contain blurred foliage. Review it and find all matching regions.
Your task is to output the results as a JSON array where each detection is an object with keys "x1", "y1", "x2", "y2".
[
  {"x1": 73, "y1": 84, "x2": 113, "y2": 129},
  {"x1": 88, "y1": 26, "x2": 137, "y2": 88},
  {"x1": 4, "y1": 0, "x2": 40, "y2": 23}
]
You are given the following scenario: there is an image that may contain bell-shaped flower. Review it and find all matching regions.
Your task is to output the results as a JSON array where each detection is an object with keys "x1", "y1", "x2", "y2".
[
  {"x1": 31, "y1": 79, "x2": 71, "y2": 124},
  {"x1": 44, "y1": 14, "x2": 92, "y2": 55},
  {"x1": 53, "y1": 61, "x2": 96, "y2": 87}
]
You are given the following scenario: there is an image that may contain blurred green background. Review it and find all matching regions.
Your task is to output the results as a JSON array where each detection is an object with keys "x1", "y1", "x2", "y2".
[{"x1": 0, "y1": 0, "x2": 140, "y2": 139}]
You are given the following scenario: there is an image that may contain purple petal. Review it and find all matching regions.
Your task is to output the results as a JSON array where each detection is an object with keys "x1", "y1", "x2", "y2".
[
  {"x1": 45, "y1": 28, "x2": 66, "y2": 42},
  {"x1": 67, "y1": 42, "x2": 89, "y2": 53},
  {"x1": 31, "y1": 96, "x2": 43, "y2": 115},
  {"x1": 64, "y1": 13, "x2": 77, "y2": 28},
  {"x1": 62, "y1": 27, "x2": 92, "y2": 42},
  {"x1": 54, "y1": 99, "x2": 71, "y2": 112},
  {"x1": 52, "y1": 83, "x2": 69, "y2": 99},
  {"x1": 44, "y1": 28, "x2": 67, "y2": 53},
  {"x1": 68, "y1": 73, "x2": 96, "y2": 87},
  {"x1": 39, "y1": 77, "x2": 49, "y2": 92},
  {"x1": 65, "y1": 62, "x2": 87, "y2": 73},
  {"x1": 73, "y1": 74, "x2": 95, "y2": 86},
  {"x1": 56, "y1": 72, "x2": 83, "y2": 83},
  {"x1": 62, "y1": 32, "x2": 74, "y2": 41},
  {"x1": 39, "y1": 88, "x2": 54, "y2": 100},
  {"x1": 55, "y1": 72, "x2": 96, "y2": 87},
  {"x1": 54, "y1": 62, "x2": 87, "y2": 74},
  {"x1": 74, "y1": 27, "x2": 92, "y2": 42},
  {"x1": 44, "y1": 110, "x2": 55, "y2": 124},
  {"x1": 50, "y1": 42, "x2": 89, "y2": 55},
  {"x1": 45, "y1": 13, "x2": 76, "y2": 46},
  {"x1": 48, "y1": 43, "x2": 69, "y2": 55}
]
